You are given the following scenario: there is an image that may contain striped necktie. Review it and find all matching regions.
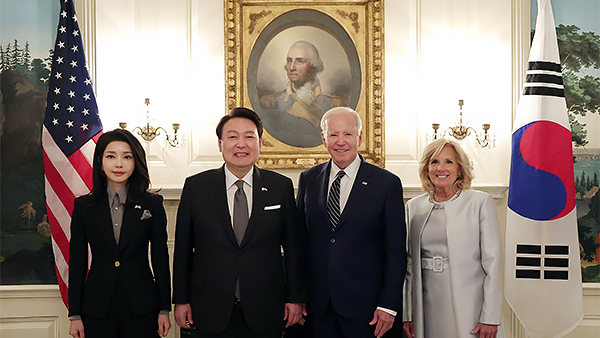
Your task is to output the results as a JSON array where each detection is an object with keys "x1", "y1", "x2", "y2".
[{"x1": 327, "y1": 170, "x2": 346, "y2": 231}]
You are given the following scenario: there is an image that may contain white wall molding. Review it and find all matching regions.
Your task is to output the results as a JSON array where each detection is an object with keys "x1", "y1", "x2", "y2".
[
  {"x1": 511, "y1": 0, "x2": 530, "y2": 123},
  {"x1": 0, "y1": 315, "x2": 59, "y2": 338},
  {"x1": 74, "y1": 0, "x2": 97, "y2": 90},
  {"x1": 0, "y1": 285, "x2": 62, "y2": 299}
]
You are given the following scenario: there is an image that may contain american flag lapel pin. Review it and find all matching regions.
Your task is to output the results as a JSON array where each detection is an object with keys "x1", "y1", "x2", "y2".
[
  {"x1": 261, "y1": 187, "x2": 268, "y2": 192},
  {"x1": 362, "y1": 181, "x2": 368, "y2": 185}
]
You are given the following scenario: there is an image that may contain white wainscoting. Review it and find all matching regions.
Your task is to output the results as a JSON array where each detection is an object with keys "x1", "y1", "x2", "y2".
[
  {"x1": 0, "y1": 314, "x2": 60, "y2": 338},
  {"x1": 0, "y1": 286, "x2": 66, "y2": 338}
]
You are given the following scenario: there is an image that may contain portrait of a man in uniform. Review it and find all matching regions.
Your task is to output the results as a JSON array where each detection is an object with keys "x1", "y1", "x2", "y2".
[
  {"x1": 259, "y1": 41, "x2": 346, "y2": 147},
  {"x1": 256, "y1": 37, "x2": 353, "y2": 148}
]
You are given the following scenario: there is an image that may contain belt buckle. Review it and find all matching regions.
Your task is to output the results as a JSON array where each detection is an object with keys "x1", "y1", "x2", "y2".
[{"x1": 432, "y1": 256, "x2": 444, "y2": 272}]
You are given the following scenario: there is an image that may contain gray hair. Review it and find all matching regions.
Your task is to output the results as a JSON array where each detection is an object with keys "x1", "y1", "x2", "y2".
[
  {"x1": 288, "y1": 41, "x2": 324, "y2": 73},
  {"x1": 320, "y1": 107, "x2": 362, "y2": 133}
]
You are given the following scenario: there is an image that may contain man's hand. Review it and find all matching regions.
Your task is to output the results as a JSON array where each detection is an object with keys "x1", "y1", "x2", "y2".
[
  {"x1": 69, "y1": 319, "x2": 85, "y2": 338},
  {"x1": 471, "y1": 323, "x2": 499, "y2": 338},
  {"x1": 283, "y1": 303, "x2": 305, "y2": 328},
  {"x1": 369, "y1": 309, "x2": 395, "y2": 337},
  {"x1": 157, "y1": 313, "x2": 171, "y2": 337},
  {"x1": 174, "y1": 304, "x2": 194, "y2": 329}
]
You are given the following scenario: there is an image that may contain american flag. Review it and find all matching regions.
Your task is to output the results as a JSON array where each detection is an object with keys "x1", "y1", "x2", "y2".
[
  {"x1": 504, "y1": 0, "x2": 582, "y2": 337},
  {"x1": 42, "y1": 0, "x2": 103, "y2": 308}
]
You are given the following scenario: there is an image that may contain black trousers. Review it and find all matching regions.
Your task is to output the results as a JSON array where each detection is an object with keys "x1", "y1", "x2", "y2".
[
  {"x1": 311, "y1": 302, "x2": 378, "y2": 338},
  {"x1": 181, "y1": 304, "x2": 282, "y2": 338},
  {"x1": 82, "y1": 283, "x2": 159, "y2": 338}
]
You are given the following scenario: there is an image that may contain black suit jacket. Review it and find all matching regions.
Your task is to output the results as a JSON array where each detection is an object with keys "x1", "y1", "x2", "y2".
[
  {"x1": 172, "y1": 166, "x2": 307, "y2": 333},
  {"x1": 68, "y1": 192, "x2": 171, "y2": 319},
  {"x1": 296, "y1": 157, "x2": 407, "y2": 320}
]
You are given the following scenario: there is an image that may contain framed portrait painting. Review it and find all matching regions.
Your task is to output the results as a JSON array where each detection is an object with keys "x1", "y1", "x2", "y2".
[{"x1": 225, "y1": 0, "x2": 384, "y2": 169}]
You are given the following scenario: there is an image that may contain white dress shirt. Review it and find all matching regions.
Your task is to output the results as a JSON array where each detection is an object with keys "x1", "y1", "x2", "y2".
[{"x1": 327, "y1": 155, "x2": 361, "y2": 213}]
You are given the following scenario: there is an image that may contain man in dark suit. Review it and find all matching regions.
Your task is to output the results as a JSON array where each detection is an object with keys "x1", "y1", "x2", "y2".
[
  {"x1": 296, "y1": 107, "x2": 406, "y2": 338},
  {"x1": 172, "y1": 107, "x2": 307, "y2": 338}
]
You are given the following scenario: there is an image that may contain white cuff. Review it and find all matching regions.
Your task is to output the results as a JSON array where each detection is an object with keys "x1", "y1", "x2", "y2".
[{"x1": 377, "y1": 306, "x2": 397, "y2": 317}]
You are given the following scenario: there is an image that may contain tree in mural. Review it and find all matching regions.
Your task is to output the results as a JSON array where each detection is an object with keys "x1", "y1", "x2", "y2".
[
  {"x1": 0, "y1": 46, "x2": 5, "y2": 72},
  {"x1": 0, "y1": 39, "x2": 52, "y2": 92},
  {"x1": 578, "y1": 192, "x2": 599, "y2": 276},
  {"x1": 576, "y1": 171, "x2": 600, "y2": 198},
  {"x1": 534, "y1": 25, "x2": 600, "y2": 146},
  {"x1": 556, "y1": 24, "x2": 600, "y2": 147}
]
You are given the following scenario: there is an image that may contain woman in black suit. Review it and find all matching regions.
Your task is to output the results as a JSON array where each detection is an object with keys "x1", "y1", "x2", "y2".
[{"x1": 69, "y1": 129, "x2": 171, "y2": 338}]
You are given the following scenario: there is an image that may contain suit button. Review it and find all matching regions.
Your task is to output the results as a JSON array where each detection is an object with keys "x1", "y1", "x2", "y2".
[
  {"x1": 115, "y1": 261, "x2": 120, "y2": 267},
  {"x1": 330, "y1": 238, "x2": 335, "y2": 244}
]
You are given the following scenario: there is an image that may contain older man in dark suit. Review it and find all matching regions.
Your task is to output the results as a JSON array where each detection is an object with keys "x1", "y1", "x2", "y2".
[
  {"x1": 296, "y1": 107, "x2": 407, "y2": 338},
  {"x1": 172, "y1": 107, "x2": 307, "y2": 338}
]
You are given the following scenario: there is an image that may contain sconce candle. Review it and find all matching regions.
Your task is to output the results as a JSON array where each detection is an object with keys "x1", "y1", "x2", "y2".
[
  {"x1": 431, "y1": 99, "x2": 494, "y2": 149},
  {"x1": 119, "y1": 98, "x2": 180, "y2": 148}
]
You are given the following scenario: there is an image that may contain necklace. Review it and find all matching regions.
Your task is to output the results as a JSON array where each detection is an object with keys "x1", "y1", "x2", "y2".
[{"x1": 429, "y1": 190, "x2": 462, "y2": 204}]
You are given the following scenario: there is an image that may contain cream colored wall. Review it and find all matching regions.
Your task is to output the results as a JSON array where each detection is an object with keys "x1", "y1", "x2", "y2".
[
  {"x1": 1, "y1": 0, "x2": 598, "y2": 337},
  {"x1": 89, "y1": 0, "x2": 515, "y2": 189}
]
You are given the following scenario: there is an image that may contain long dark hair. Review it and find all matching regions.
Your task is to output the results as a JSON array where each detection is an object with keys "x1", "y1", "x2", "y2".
[{"x1": 90, "y1": 128, "x2": 150, "y2": 204}]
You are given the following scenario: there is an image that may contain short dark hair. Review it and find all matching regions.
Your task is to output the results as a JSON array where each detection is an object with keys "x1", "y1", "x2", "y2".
[
  {"x1": 91, "y1": 128, "x2": 150, "y2": 203},
  {"x1": 216, "y1": 107, "x2": 263, "y2": 139}
]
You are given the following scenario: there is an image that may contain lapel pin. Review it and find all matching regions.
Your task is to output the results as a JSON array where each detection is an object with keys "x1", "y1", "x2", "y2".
[
  {"x1": 135, "y1": 205, "x2": 141, "y2": 209},
  {"x1": 362, "y1": 181, "x2": 368, "y2": 185},
  {"x1": 261, "y1": 187, "x2": 268, "y2": 192}
]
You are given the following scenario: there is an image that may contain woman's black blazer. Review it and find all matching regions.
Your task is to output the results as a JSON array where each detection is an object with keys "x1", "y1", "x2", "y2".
[{"x1": 68, "y1": 192, "x2": 171, "y2": 319}]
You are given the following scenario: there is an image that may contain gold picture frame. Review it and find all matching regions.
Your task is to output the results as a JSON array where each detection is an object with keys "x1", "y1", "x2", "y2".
[{"x1": 224, "y1": 0, "x2": 384, "y2": 169}]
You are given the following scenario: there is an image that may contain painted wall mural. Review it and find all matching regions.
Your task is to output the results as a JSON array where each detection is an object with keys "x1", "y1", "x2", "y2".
[{"x1": 0, "y1": 0, "x2": 59, "y2": 284}]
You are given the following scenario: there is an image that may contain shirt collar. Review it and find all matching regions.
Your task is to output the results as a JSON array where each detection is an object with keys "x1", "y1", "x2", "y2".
[
  {"x1": 330, "y1": 155, "x2": 361, "y2": 181},
  {"x1": 225, "y1": 165, "x2": 254, "y2": 190},
  {"x1": 107, "y1": 185, "x2": 128, "y2": 205}
]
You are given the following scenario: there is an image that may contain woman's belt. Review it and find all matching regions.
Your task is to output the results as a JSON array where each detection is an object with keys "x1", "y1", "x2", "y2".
[{"x1": 421, "y1": 256, "x2": 449, "y2": 272}]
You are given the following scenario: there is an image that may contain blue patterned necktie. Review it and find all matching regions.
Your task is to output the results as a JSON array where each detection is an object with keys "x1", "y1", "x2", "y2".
[{"x1": 327, "y1": 170, "x2": 346, "y2": 231}]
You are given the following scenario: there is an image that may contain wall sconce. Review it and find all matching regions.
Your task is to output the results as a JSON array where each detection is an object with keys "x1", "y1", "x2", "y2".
[
  {"x1": 431, "y1": 99, "x2": 495, "y2": 149},
  {"x1": 119, "y1": 98, "x2": 180, "y2": 148}
]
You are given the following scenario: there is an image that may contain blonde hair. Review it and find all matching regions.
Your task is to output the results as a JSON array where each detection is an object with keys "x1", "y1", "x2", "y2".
[{"x1": 418, "y1": 138, "x2": 473, "y2": 196}]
